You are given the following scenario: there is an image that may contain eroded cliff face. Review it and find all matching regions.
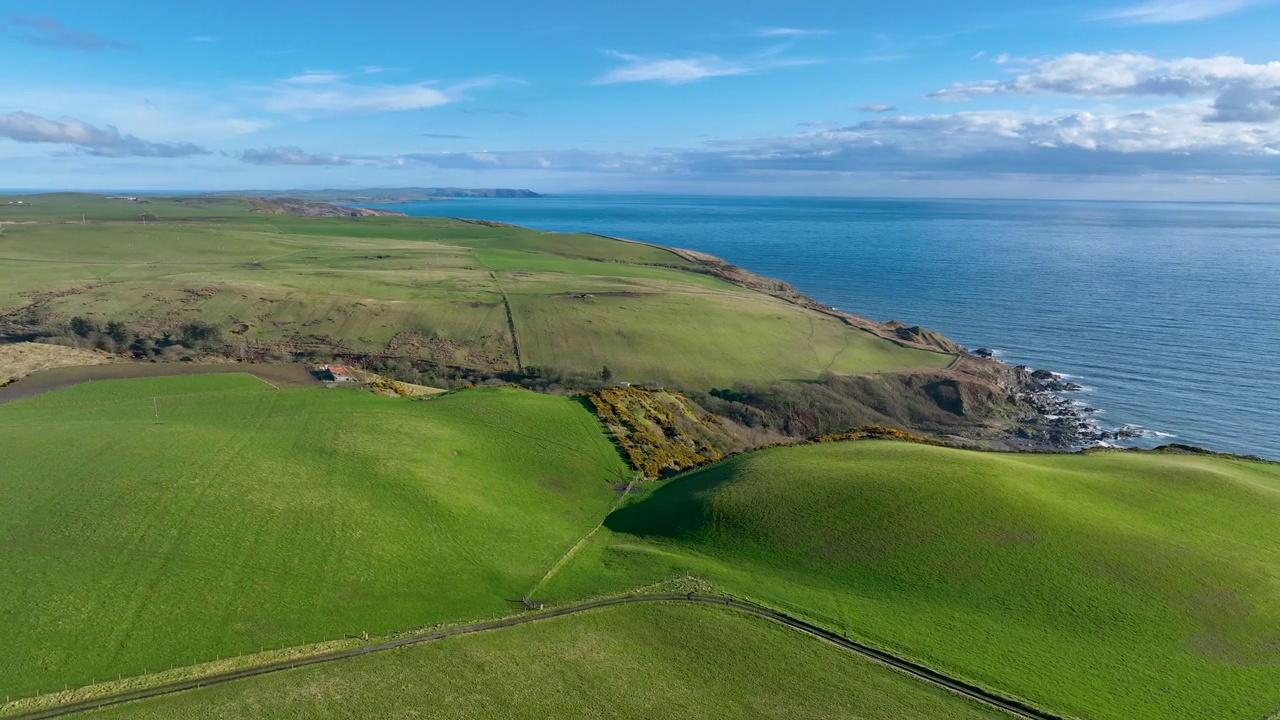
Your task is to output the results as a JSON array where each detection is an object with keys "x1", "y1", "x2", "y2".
[{"x1": 671, "y1": 247, "x2": 1090, "y2": 449}]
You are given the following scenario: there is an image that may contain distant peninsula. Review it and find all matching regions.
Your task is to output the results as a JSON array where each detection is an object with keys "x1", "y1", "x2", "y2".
[{"x1": 217, "y1": 187, "x2": 544, "y2": 203}]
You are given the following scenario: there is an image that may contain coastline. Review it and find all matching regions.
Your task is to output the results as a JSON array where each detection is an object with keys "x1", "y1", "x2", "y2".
[{"x1": 354, "y1": 212, "x2": 1183, "y2": 456}]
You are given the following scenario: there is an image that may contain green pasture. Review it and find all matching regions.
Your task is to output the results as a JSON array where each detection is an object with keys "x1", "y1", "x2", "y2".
[
  {"x1": 543, "y1": 442, "x2": 1280, "y2": 720},
  {"x1": 0, "y1": 194, "x2": 261, "y2": 223},
  {"x1": 0, "y1": 193, "x2": 952, "y2": 386},
  {"x1": 505, "y1": 276, "x2": 951, "y2": 386},
  {"x1": 87, "y1": 602, "x2": 1003, "y2": 720},
  {"x1": 0, "y1": 376, "x2": 626, "y2": 699}
]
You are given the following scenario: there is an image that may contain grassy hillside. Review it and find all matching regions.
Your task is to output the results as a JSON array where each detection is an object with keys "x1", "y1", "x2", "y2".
[
  {"x1": 544, "y1": 442, "x2": 1280, "y2": 720},
  {"x1": 0, "y1": 376, "x2": 626, "y2": 699},
  {"x1": 10, "y1": 193, "x2": 1267, "y2": 719},
  {"x1": 85, "y1": 603, "x2": 1004, "y2": 720},
  {"x1": 0, "y1": 193, "x2": 951, "y2": 388}
]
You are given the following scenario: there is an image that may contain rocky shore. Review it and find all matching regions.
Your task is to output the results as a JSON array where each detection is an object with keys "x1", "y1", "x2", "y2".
[{"x1": 997, "y1": 361, "x2": 1145, "y2": 450}]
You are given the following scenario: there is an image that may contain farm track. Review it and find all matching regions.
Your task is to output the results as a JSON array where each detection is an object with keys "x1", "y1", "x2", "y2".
[{"x1": 4, "y1": 594, "x2": 1068, "y2": 720}]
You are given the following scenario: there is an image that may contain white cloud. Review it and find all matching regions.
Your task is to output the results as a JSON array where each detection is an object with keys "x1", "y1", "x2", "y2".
[
  {"x1": 261, "y1": 73, "x2": 515, "y2": 118},
  {"x1": 592, "y1": 50, "x2": 817, "y2": 85},
  {"x1": 851, "y1": 104, "x2": 897, "y2": 113},
  {"x1": 1097, "y1": 0, "x2": 1272, "y2": 24},
  {"x1": 0, "y1": 111, "x2": 207, "y2": 157},
  {"x1": 592, "y1": 52, "x2": 751, "y2": 85},
  {"x1": 351, "y1": 100, "x2": 1280, "y2": 179},
  {"x1": 4, "y1": 87, "x2": 269, "y2": 142},
  {"x1": 754, "y1": 27, "x2": 833, "y2": 37},
  {"x1": 930, "y1": 53, "x2": 1280, "y2": 125},
  {"x1": 241, "y1": 146, "x2": 349, "y2": 166},
  {"x1": 262, "y1": 80, "x2": 453, "y2": 117},
  {"x1": 282, "y1": 71, "x2": 348, "y2": 85}
]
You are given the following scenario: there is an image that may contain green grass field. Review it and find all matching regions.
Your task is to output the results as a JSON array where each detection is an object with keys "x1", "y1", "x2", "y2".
[
  {"x1": 6, "y1": 193, "x2": 1275, "y2": 720},
  {"x1": 86, "y1": 603, "x2": 1004, "y2": 720},
  {"x1": 542, "y1": 442, "x2": 1280, "y2": 720},
  {"x1": 0, "y1": 376, "x2": 627, "y2": 699},
  {"x1": 0, "y1": 193, "x2": 951, "y2": 387}
]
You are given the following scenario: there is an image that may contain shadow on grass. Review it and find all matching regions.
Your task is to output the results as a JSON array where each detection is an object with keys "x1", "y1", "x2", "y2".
[{"x1": 603, "y1": 461, "x2": 741, "y2": 540}]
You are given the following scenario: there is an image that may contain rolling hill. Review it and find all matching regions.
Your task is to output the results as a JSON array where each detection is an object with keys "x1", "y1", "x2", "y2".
[
  {"x1": 543, "y1": 441, "x2": 1280, "y2": 720},
  {"x1": 0, "y1": 375, "x2": 625, "y2": 700},
  {"x1": 3, "y1": 193, "x2": 1275, "y2": 720}
]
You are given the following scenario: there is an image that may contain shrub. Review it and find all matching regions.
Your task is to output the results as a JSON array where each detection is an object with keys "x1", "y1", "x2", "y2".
[{"x1": 69, "y1": 316, "x2": 97, "y2": 338}]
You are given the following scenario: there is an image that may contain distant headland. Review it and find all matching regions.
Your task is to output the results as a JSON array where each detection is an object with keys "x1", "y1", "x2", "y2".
[{"x1": 215, "y1": 187, "x2": 544, "y2": 203}]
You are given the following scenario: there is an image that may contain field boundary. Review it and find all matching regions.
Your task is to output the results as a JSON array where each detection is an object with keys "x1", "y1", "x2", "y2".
[
  {"x1": 525, "y1": 479, "x2": 635, "y2": 600},
  {"x1": 487, "y1": 270, "x2": 524, "y2": 370},
  {"x1": 2, "y1": 593, "x2": 1068, "y2": 720}
]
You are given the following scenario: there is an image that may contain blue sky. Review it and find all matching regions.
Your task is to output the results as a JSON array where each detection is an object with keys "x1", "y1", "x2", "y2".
[{"x1": 4, "y1": 0, "x2": 1280, "y2": 198}]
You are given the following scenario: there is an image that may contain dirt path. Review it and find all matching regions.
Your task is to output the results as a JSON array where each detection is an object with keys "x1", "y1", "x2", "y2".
[{"x1": 3, "y1": 593, "x2": 1067, "y2": 720}]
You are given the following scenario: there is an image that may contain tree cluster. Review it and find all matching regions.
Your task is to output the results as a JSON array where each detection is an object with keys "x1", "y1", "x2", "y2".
[{"x1": 48, "y1": 316, "x2": 225, "y2": 360}]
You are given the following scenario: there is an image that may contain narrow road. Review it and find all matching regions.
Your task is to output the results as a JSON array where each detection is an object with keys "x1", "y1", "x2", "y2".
[{"x1": 5, "y1": 594, "x2": 1067, "y2": 720}]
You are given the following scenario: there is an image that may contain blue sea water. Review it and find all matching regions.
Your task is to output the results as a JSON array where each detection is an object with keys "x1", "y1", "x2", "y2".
[{"x1": 377, "y1": 195, "x2": 1280, "y2": 459}]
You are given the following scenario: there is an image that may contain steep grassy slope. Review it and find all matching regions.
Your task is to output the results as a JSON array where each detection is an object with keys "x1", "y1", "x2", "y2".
[
  {"x1": 86, "y1": 603, "x2": 1004, "y2": 720},
  {"x1": 0, "y1": 193, "x2": 952, "y2": 388},
  {"x1": 0, "y1": 377, "x2": 626, "y2": 699},
  {"x1": 544, "y1": 442, "x2": 1280, "y2": 720}
]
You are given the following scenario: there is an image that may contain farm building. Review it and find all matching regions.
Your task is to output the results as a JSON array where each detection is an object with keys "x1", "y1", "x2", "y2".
[{"x1": 321, "y1": 364, "x2": 355, "y2": 382}]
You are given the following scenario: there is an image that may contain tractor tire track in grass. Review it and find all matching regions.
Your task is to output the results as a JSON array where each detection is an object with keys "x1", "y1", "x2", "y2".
[{"x1": 4, "y1": 594, "x2": 1067, "y2": 720}]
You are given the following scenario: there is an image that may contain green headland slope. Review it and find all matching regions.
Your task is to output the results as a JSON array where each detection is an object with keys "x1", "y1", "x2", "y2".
[
  {"x1": 0, "y1": 193, "x2": 951, "y2": 389},
  {"x1": 544, "y1": 441, "x2": 1280, "y2": 720}
]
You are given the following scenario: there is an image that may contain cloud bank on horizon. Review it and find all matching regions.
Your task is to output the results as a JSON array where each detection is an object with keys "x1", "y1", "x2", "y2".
[{"x1": 3, "y1": 1, "x2": 1280, "y2": 199}]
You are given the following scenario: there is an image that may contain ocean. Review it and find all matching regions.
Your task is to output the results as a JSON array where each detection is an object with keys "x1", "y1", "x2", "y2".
[{"x1": 373, "y1": 195, "x2": 1280, "y2": 460}]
